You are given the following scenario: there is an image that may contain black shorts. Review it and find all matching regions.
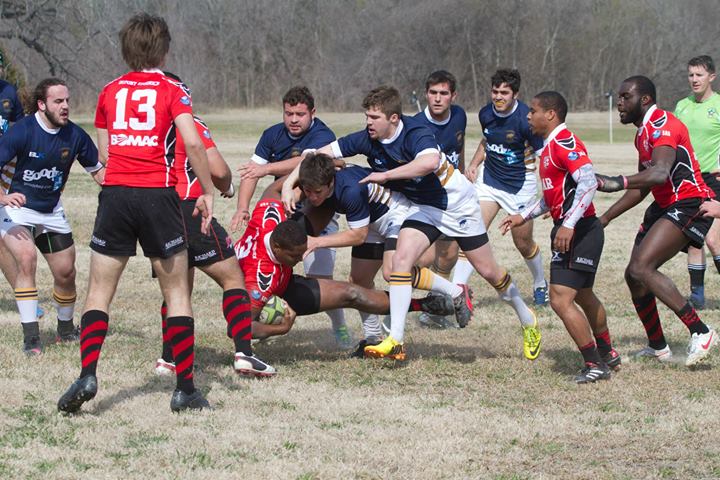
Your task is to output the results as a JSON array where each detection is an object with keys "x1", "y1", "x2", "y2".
[
  {"x1": 180, "y1": 200, "x2": 235, "y2": 267},
  {"x1": 402, "y1": 219, "x2": 488, "y2": 251},
  {"x1": 281, "y1": 274, "x2": 321, "y2": 316},
  {"x1": 90, "y1": 186, "x2": 187, "y2": 258},
  {"x1": 550, "y1": 216, "x2": 603, "y2": 289},
  {"x1": 702, "y1": 172, "x2": 720, "y2": 197},
  {"x1": 634, "y1": 198, "x2": 712, "y2": 250}
]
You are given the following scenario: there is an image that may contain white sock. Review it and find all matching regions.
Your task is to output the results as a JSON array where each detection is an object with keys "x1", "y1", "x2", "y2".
[
  {"x1": 53, "y1": 290, "x2": 76, "y2": 322},
  {"x1": 15, "y1": 288, "x2": 38, "y2": 324},
  {"x1": 389, "y1": 283, "x2": 412, "y2": 342},
  {"x1": 499, "y1": 281, "x2": 536, "y2": 327},
  {"x1": 359, "y1": 311, "x2": 383, "y2": 339},
  {"x1": 327, "y1": 309, "x2": 346, "y2": 332},
  {"x1": 452, "y1": 257, "x2": 475, "y2": 285},
  {"x1": 524, "y1": 246, "x2": 547, "y2": 289}
]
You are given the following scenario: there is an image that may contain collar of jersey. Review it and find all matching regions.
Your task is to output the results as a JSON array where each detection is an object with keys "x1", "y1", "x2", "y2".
[
  {"x1": 287, "y1": 119, "x2": 315, "y2": 141},
  {"x1": 544, "y1": 122, "x2": 567, "y2": 146},
  {"x1": 380, "y1": 119, "x2": 403, "y2": 144},
  {"x1": 141, "y1": 68, "x2": 164, "y2": 74},
  {"x1": 423, "y1": 106, "x2": 451, "y2": 126},
  {"x1": 264, "y1": 232, "x2": 281, "y2": 265},
  {"x1": 639, "y1": 104, "x2": 658, "y2": 132},
  {"x1": 492, "y1": 100, "x2": 518, "y2": 118},
  {"x1": 35, "y1": 111, "x2": 60, "y2": 135}
]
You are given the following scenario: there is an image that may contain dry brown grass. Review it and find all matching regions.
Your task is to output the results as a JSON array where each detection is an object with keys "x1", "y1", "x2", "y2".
[{"x1": 1, "y1": 111, "x2": 719, "y2": 479}]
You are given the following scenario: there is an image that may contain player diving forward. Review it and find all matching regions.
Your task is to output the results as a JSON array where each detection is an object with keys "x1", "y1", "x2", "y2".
[
  {"x1": 596, "y1": 75, "x2": 717, "y2": 367},
  {"x1": 283, "y1": 86, "x2": 539, "y2": 361},
  {"x1": 234, "y1": 187, "x2": 454, "y2": 345}
]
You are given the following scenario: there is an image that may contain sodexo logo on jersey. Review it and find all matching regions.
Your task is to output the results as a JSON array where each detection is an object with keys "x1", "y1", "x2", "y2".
[
  {"x1": 23, "y1": 166, "x2": 60, "y2": 182},
  {"x1": 110, "y1": 134, "x2": 159, "y2": 147}
]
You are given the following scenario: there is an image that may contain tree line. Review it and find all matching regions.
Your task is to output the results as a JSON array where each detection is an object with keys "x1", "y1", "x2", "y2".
[{"x1": 0, "y1": 0, "x2": 717, "y2": 113}]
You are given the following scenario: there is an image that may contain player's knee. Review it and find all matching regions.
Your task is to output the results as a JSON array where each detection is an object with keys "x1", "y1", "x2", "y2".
[
  {"x1": 342, "y1": 284, "x2": 363, "y2": 305},
  {"x1": 625, "y1": 261, "x2": 647, "y2": 284},
  {"x1": 55, "y1": 265, "x2": 76, "y2": 287},
  {"x1": 706, "y1": 235, "x2": 720, "y2": 255},
  {"x1": 550, "y1": 293, "x2": 571, "y2": 316}
]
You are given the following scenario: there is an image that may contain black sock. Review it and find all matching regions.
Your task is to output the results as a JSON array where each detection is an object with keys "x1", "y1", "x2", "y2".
[
  {"x1": 167, "y1": 316, "x2": 195, "y2": 394},
  {"x1": 579, "y1": 341, "x2": 602, "y2": 365},
  {"x1": 714, "y1": 256, "x2": 720, "y2": 276},
  {"x1": 79, "y1": 310, "x2": 109, "y2": 378},
  {"x1": 22, "y1": 321, "x2": 40, "y2": 340},
  {"x1": 57, "y1": 318, "x2": 74, "y2": 335}
]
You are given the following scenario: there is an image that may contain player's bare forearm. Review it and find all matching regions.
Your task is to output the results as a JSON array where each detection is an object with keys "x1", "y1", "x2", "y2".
[
  {"x1": 237, "y1": 176, "x2": 258, "y2": 212},
  {"x1": 314, "y1": 227, "x2": 368, "y2": 249},
  {"x1": 207, "y1": 147, "x2": 232, "y2": 193},
  {"x1": 383, "y1": 152, "x2": 439, "y2": 181},
  {"x1": 265, "y1": 156, "x2": 303, "y2": 177},
  {"x1": 91, "y1": 167, "x2": 105, "y2": 185},
  {"x1": 600, "y1": 188, "x2": 648, "y2": 225},
  {"x1": 468, "y1": 141, "x2": 486, "y2": 169}
]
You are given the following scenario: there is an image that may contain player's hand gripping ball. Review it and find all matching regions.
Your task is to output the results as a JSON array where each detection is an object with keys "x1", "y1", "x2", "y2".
[{"x1": 259, "y1": 296, "x2": 287, "y2": 325}]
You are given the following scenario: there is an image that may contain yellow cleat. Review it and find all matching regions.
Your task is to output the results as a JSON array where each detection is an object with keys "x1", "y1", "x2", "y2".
[
  {"x1": 522, "y1": 313, "x2": 541, "y2": 361},
  {"x1": 364, "y1": 336, "x2": 406, "y2": 360}
]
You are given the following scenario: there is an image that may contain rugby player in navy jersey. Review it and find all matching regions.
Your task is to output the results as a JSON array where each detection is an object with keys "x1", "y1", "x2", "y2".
[
  {"x1": 232, "y1": 86, "x2": 352, "y2": 349},
  {"x1": 283, "y1": 152, "x2": 424, "y2": 356},
  {"x1": 463, "y1": 69, "x2": 549, "y2": 308},
  {"x1": 413, "y1": 70, "x2": 467, "y2": 328},
  {"x1": 0, "y1": 78, "x2": 104, "y2": 355},
  {"x1": 282, "y1": 86, "x2": 538, "y2": 361}
]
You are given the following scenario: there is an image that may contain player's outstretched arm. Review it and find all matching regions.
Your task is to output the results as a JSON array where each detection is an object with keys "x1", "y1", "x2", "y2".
[
  {"x1": 305, "y1": 226, "x2": 369, "y2": 257},
  {"x1": 281, "y1": 145, "x2": 335, "y2": 212},
  {"x1": 599, "y1": 187, "x2": 649, "y2": 227},
  {"x1": 597, "y1": 146, "x2": 675, "y2": 193},
  {"x1": 231, "y1": 176, "x2": 258, "y2": 231},
  {"x1": 360, "y1": 151, "x2": 439, "y2": 185},
  {"x1": 251, "y1": 303, "x2": 296, "y2": 339}
]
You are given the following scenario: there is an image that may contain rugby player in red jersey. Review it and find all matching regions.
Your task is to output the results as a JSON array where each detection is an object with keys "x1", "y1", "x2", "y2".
[
  {"x1": 152, "y1": 73, "x2": 275, "y2": 378},
  {"x1": 58, "y1": 14, "x2": 215, "y2": 413},
  {"x1": 596, "y1": 75, "x2": 717, "y2": 367},
  {"x1": 501, "y1": 91, "x2": 618, "y2": 383}
]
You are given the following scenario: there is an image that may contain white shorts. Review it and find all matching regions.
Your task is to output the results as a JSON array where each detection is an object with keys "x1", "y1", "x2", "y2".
[
  {"x1": 404, "y1": 172, "x2": 486, "y2": 238},
  {"x1": 474, "y1": 166, "x2": 538, "y2": 214},
  {"x1": 0, "y1": 205, "x2": 72, "y2": 237},
  {"x1": 303, "y1": 214, "x2": 339, "y2": 277},
  {"x1": 366, "y1": 191, "x2": 412, "y2": 244}
]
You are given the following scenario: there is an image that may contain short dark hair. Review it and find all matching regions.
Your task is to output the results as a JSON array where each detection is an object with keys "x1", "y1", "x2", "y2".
[
  {"x1": 120, "y1": 13, "x2": 171, "y2": 71},
  {"x1": 533, "y1": 91, "x2": 568, "y2": 122},
  {"x1": 623, "y1": 75, "x2": 656, "y2": 103},
  {"x1": 271, "y1": 220, "x2": 307, "y2": 249},
  {"x1": 362, "y1": 85, "x2": 402, "y2": 118},
  {"x1": 298, "y1": 152, "x2": 335, "y2": 189},
  {"x1": 32, "y1": 77, "x2": 67, "y2": 113},
  {"x1": 491, "y1": 68, "x2": 521, "y2": 93},
  {"x1": 282, "y1": 86, "x2": 314, "y2": 110},
  {"x1": 425, "y1": 70, "x2": 457, "y2": 93},
  {"x1": 688, "y1": 55, "x2": 715, "y2": 74}
]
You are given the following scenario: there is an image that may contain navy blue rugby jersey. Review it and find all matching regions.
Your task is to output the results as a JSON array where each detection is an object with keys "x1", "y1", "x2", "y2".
[
  {"x1": 324, "y1": 164, "x2": 392, "y2": 228},
  {"x1": 479, "y1": 100, "x2": 543, "y2": 194},
  {"x1": 333, "y1": 115, "x2": 452, "y2": 210},
  {"x1": 0, "y1": 113, "x2": 101, "y2": 213},
  {"x1": 252, "y1": 118, "x2": 336, "y2": 165},
  {"x1": 414, "y1": 105, "x2": 466, "y2": 169}
]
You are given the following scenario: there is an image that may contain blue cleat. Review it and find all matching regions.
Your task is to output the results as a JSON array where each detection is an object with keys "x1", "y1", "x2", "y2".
[{"x1": 533, "y1": 282, "x2": 549, "y2": 306}]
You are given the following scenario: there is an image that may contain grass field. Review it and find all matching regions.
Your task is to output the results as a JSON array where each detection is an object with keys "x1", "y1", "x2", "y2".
[{"x1": 2, "y1": 110, "x2": 719, "y2": 479}]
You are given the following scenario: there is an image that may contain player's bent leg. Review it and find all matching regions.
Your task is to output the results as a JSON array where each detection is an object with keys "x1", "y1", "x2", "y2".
[
  {"x1": 305, "y1": 243, "x2": 350, "y2": 348},
  {"x1": 3, "y1": 226, "x2": 42, "y2": 354},
  {"x1": 575, "y1": 287, "x2": 620, "y2": 370},
  {"x1": 550, "y1": 283, "x2": 610, "y2": 383},
  {"x1": 628, "y1": 219, "x2": 716, "y2": 365},
  {"x1": 349, "y1": 256, "x2": 384, "y2": 341},
  {"x1": 0, "y1": 238, "x2": 18, "y2": 286},
  {"x1": 41, "y1": 239, "x2": 80, "y2": 342}
]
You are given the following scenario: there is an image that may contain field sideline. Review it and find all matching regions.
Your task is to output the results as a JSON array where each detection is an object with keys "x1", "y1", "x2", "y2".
[{"x1": 1, "y1": 110, "x2": 719, "y2": 479}]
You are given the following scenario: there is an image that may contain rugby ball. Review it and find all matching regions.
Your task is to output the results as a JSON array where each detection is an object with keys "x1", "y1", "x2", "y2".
[{"x1": 258, "y1": 296, "x2": 286, "y2": 325}]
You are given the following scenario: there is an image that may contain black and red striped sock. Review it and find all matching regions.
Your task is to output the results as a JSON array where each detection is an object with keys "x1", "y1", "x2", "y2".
[
  {"x1": 223, "y1": 289, "x2": 252, "y2": 355},
  {"x1": 594, "y1": 329, "x2": 613, "y2": 357},
  {"x1": 632, "y1": 293, "x2": 667, "y2": 350},
  {"x1": 79, "y1": 310, "x2": 109, "y2": 378},
  {"x1": 160, "y1": 302, "x2": 173, "y2": 362},
  {"x1": 579, "y1": 341, "x2": 602, "y2": 365},
  {"x1": 167, "y1": 316, "x2": 195, "y2": 394},
  {"x1": 677, "y1": 302, "x2": 709, "y2": 335}
]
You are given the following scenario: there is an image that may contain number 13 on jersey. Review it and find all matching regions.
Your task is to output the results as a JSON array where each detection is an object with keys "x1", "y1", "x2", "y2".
[{"x1": 112, "y1": 88, "x2": 157, "y2": 130}]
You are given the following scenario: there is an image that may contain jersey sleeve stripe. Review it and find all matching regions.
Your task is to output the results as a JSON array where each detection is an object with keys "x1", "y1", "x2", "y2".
[
  {"x1": 347, "y1": 217, "x2": 370, "y2": 229},
  {"x1": 251, "y1": 154, "x2": 269, "y2": 165},
  {"x1": 330, "y1": 141, "x2": 343, "y2": 159}
]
